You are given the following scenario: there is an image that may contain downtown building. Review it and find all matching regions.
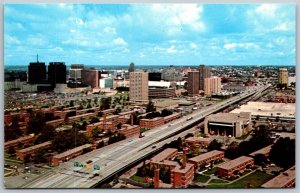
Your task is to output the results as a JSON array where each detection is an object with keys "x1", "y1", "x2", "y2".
[
  {"x1": 187, "y1": 71, "x2": 199, "y2": 96},
  {"x1": 81, "y1": 69, "x2": 101, "y2": 88},
  {"x1": 278, "y1": 68, "x2": 288, "y2": 87},
  {"x1": 199, "y1": 64, "x2": 211, "y2": 91},
  {"x1": 129, "y1": 71, "x2": 148, "y2": 101},
  {"x1": 69, "y1": 64, "x2": 84, "y2": 81},
  {"x1": 204, "y1": 76, "x2": 221, "y2": 95},
  {"x1": 48, "y1": 62, "x2": 67, "y2": 88}
]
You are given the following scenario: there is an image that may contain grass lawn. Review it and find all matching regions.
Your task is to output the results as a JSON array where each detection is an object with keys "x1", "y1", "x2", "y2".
[
  {"x1": 209, "y1": 179, "x2": 228, "y2": 184},
  {"x1": 194, "y1": 174, "x2": 210, "y2": 183},
  {"x1": 130, "y1": 174, "x2": 147, "y2": 183},
  {"x1": 207, "y1": 171, "x2": 274, "y2": 188},
  {"x1": 203, "y1": 167, "x2": 218, "y2": 175}
]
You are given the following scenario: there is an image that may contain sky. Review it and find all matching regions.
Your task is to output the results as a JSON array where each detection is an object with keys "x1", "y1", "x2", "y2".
[{"x1": 4, "y1": 3, "x2": 296, "y2": 66}]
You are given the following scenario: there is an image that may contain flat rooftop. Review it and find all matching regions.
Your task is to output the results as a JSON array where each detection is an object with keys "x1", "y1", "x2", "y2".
[
  {"x1": 189, "y1": 150, "x2": 224, "y2": 163},
  {"x1": 206, "y1": 112, "x2": 251, "y2": 123},
  {"x1": 4, "y1": 136, "x2": 34, "y2": 146},
  {"x1": 17, "y1": 141, "x2": 52, "y2": 153},
  {"x1": 53, "y1": 144, "x2": 93, "y2": 159},
  {"x1": 172, "y1": 163, "x2": 194, "y2": 174},
  {"x1": 261, "y1": 166, "x2": 295, "y2": 188},
  {"x1": 231, "y1": 102, "x2": 295, "y2": 118},
  {"x1": 185, "y1": 137, "x2": 212, "y2": 143},
  {"x1": 217, "y1": 156, "x2": 253, "y2": 170},
  {"x1": 249, "y1": 145, "x2": 272, "y2": 157},
  {"x1": 150, "y1": 148, "x2": 178, "y2": 162}
]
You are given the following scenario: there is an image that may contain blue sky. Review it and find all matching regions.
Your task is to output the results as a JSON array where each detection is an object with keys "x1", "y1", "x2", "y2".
[{"x1": 4, "y1": 3, "x2": 296, "y2": 66}]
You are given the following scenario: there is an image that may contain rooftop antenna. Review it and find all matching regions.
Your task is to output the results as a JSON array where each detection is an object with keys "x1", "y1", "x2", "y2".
[{"x1": 37, "y1": 54, "x2": 39, "y2": 63}]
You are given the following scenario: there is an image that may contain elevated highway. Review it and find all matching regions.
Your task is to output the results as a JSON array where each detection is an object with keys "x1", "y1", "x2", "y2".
[{"x1": 21, "y1": 85, "x2": 269, "y2": 188}]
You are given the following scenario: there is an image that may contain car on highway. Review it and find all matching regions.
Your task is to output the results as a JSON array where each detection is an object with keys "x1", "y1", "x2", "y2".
[
  {"x1": 152, "y1": 145, "x2": 157, "y2": 148},
  {"x1": 86, "y1": 160, "x2": 93, "y2": 164}
]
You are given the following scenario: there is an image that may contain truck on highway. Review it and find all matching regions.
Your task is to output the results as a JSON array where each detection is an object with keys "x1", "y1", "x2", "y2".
[{"x1": 186, "y1": 117, "x2": 193, "y2": 121}]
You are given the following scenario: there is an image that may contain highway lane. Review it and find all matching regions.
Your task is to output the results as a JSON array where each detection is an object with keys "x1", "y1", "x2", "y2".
[{"x1": 21, "y1": 85, "x2": 269, "y2": 188}]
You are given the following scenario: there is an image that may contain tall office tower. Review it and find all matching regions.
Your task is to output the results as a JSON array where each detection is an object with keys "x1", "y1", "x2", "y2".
[
  {"x1": 28, "y1": 55, "x2": 47, "y2": 84},
  {"x1": 129, "y1": 71, "x2": 148, "y2": 101},
  {"x1": 187, "y1": 71, "x2": 199, "y2": 96},
  {"x1": 70, "y1": 64, "x2": 84, "y2": 80},
  {"x1": 48, "y1": 62, "x2": 67, "y2": 88},
  {"x1": 199, "y1": 64, "x2": 211, "y2": 91},
  {"x1": 204, "y1": 77, "x2": 221, "y2": 95},
  {"x1": 81, "y1": 69, "x2": 100, "y2": 88},
  {"x1": 278, "y1": 68, "x2": 288, "y2": 86},
  {"x1": 129, "y1": 62, "x2": 135, "y2": 72}
]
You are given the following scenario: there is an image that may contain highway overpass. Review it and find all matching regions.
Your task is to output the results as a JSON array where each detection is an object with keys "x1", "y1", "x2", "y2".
[{"x1": 21, "y1": 85, "x2": 269, "y2": 188}]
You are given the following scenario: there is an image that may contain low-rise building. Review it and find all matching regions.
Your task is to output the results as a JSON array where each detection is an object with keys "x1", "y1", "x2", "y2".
[
  {"x1": 163, "y1": 113, "x2": 182, "y2": 123},
  {"x1": 172, "y1": 163, "x2": 194, "y2": 188},
  {"x1": 150, "y1": 148, "x2": 178, "y2": 169},
  {"x1": 185, "y1": 137, "x2": 212, "y2": 148},
  {"x1": 139, "y1": 117, "x2": 165, "y2": 129},
  {"x1": 86, "y1": 121, "x2": 115, "y2": 134},
  {"x1": 67, "y1": 113, "x2": 95, "y2": 123},
  {"x1": 46, "y1": 119, "x2": 64, "y2": 127},
  {"x1": 217, "y1": 156, "x2": 254, "y2": 178},
  {"x1": 204, "y1": 112, "x2": 252, "y2": 137},
  {"x1": 4, "y1": 135, "x2": 35, "y2": 150},
  {"x1": 16, "y1": 141, "x2": 52, "y2": 160},
  {"x1": 52, "y1": 144, "x2": 93, "y2": 166},
  {"x1": 119, "y1": 124, "x2": 140, "y2": 138},
  {"x1": 148, "y1": 87, "x2": 176, "y2": 99},
  {"x1": 249, "y1": 145, "x2": 272, "y2": 157},
  {"x1": 188, "y1": 150, "x2": 224, "y2": 170},
  {"x1": 261, "y1": 166, "x2": 295, "y2": 188}
]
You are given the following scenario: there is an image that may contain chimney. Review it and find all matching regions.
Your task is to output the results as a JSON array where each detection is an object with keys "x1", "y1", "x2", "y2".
[
  {"x1": 130, "y1": 114, "x2": 134, "y2": 126},
  {"x1": 182, "y1": 147, "x2": 187, "y2": 169},
  {"x1": 154, "y1": 169, "x2": 160, "y2": 188}
]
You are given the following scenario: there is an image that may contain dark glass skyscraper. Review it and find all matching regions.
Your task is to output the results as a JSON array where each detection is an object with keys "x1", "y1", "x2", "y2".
[
  {"x1": 48, "y1": 62, "x2": 67, "y2": 88},
  {"x1": 128, "y1": 62, "x2": 135, "y2": 72},
  {"x1": 28, "y1": 60, "x2": 47, "y2": 84}
]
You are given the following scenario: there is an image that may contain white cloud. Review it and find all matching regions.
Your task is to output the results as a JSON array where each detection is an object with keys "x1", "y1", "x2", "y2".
[
  {"x1": 104, "y1": 27, "x2": 117, "y2": 35},
  {"x1": 139, "y1": 52, "x2": 145, "y2": 57},
  {"x1": 224, "y1": 42, "x2": 258, "y2": 50},
  {"x1": 113, "y1": 38, "x2": 127, "y2": 46},
  {"x1": 6, "y1": 35, "x2": 21, "y2": 45},
  {"x1": 167, "y1": 45, "x2": 177, "y2": 54},
  {"x1": 190, "y1": 43, "x2": 198, "y2": 49},
  {"x1": 255, "y1": 4, "x2": 277, "y2": 18}
]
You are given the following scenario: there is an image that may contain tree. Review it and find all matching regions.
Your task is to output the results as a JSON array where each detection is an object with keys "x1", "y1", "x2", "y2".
[
  {"x1": 7, "y1": 146, "x2": 16, "y2": 155},
  {"x1": 254, "y1": 154, "x2": 268, "y2": 166},
  {"x1": 96, "y1": 140, "x2": 105, "y2": 149},
  {"x1": 34, "y1": 125, "x2": 56, "y2": 144},
  {"x1": 146, "y1": 100, "x2": 156, "y2": 113},
  {"x1": 90, "y1": 116, "x2": 100, "y2": 124},
  {"x1": 69, "y1": 100, "x2": 75, "y2": 107},
  {"x1": 269, "y1": 137, "x2": 295, "y2": 169},
  {"x1": 161, "y1": 109, "x2": 173, "y2": 117},
  {"x1": 32, "y1": 149, "x2": 48, "y2": 164},
  {"x1": 97, "y1": 112, "x2": 103, "y2": 117},
  {"x1": 207, "y1": 139, "x2": 222, "y2": 151},
  {"x1": 114, "y1": 107, "x2": 122, "y2": 115},
  {"x1": 116, "y1": 123, "x2": 122, "y2": 129},
  {"x1": 225, "y1": 141, "x2": 241, "y2": 159},
  {"x1": 159, "y1": 167, "x2": 171, "y2": 184},
  {"x1": 5, "y1": 117, "x2": 22, "y2": 141},
  {"x1": 65, "y1": 111, "x2": 76, "y2": 118},
  {"x1": 23, "y1": 154, "x2": 31, "y2": 164},
  {"x1": 92, "y1": 127, "x2": 101, "y2": 138},
  {"x1": 100, "y1": 97, "x2": 112, "y2": 110}
]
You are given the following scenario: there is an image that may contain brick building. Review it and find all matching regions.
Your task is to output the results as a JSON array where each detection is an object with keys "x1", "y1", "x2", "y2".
[
  {"x1": 217, "y1": 156, "x2": 254, "y2": 178},
  {"x1": 119, "y1": 124, "x2": 140, "y2": 138},
  {"x1": 188, "y1": 150, "x2": 224, "y2": 171},
  {"x1": 4, "y1": 135, "x2": 35, "y2": 150},
  {"x1": 16, "y1": 141, "x2": 52, "y2": 160},
  {"x1": 185, "y1": 137, "x2": 212, "y2": 148},
  {"x1": 261, "y1": 166, "x2": 295, "y2": 188},
  {"x1": 249, "y1": 145, "x2": 272, "y2": 157},
  {"x1": 52, "y1": 144, "x2": 93, "y2": 166},
  {"x1": 86, "y1": 121, "x2": 115, "y2": 134},
  {"x1": 163, "y1": 113, "x2": 182, "y2": 124},
  {"x1": 139, "y1": 117, "x2": 165, "y2": 129},
  {"x1": 46, "y1": 119, "x2": 64, "y2": 127}
]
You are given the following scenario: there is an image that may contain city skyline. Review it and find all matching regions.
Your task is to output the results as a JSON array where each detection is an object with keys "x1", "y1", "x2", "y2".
[{"x1": 5, "y1": 3, "x2": 296, "y2": 66}]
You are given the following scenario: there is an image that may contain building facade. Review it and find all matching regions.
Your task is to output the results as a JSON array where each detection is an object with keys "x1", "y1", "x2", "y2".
[
  {"x1": 199, "y1": 64, "x2": 211, "y2": 91},
  {"x1": 278, "y1": 68, "x2": 288, "y2": 86},
  {"x1": 217, "y1": 156, "x2": 254, "y2": 178},
  {"x1": 204, "y1": 77, "x2": 221, "y2": 95},
  {"x1": 187, "y1": 71, "x2": 199, "y2": 96},
  {"x1": 129, "y1": 71, "x2": 148, "y2": 101},
  {"x1": 48, "y1": 62, "x2": 67, "y2": 88},
  {"x1": 148, "y1": 87, "x2": 176, "y2": 99},
  {"x1": 204, "y1": 112, "x2": 252, "y2": 137},
  {"x1": 81, "y1": 69, "x2": 100, "y2": 88}
]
